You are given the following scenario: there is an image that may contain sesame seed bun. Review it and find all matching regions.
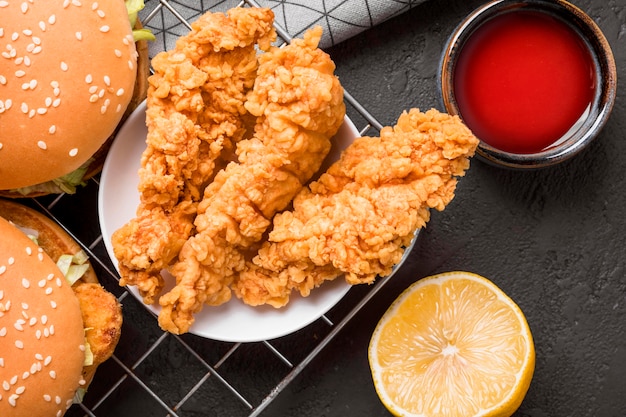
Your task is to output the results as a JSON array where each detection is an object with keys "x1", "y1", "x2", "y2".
[
  {"x1": 0, "y1": 212, "x2": 85, "y2": 416},
  {"x1": 0, "y1": 0, "x2": 146, "y2": 194},
  {"x1": 0, "y1": 199, "x2": 123, "y2": 415}
]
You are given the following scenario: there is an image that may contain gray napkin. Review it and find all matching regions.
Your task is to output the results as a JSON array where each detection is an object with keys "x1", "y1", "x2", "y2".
[{"x1": 142, "y1": 0, "x2": 425, "y2": 55}]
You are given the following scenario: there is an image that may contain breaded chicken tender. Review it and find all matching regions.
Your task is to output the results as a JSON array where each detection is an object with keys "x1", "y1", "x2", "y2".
[
  {"x1": 112, "y1": 8, "x2": 276, "y2": 304},
  {"x1": 234, "y1": 109, "x2": 479, "y2": 307},
  {"x1": 158, "y1": 26, "x2": 346, "y2": 334}
]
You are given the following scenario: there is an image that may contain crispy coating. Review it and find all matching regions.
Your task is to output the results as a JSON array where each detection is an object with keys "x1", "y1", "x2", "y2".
[
  {"x1": 158, "y1": 26, "x2": 346, "y2": 334},
  {"x1": 112, "y1": 8, "x2": 276, "y2": 304},
  {"x1": 234, "y1": 109, "x2": 479, "y2": 307},
  {"x1": 73, "y1": 283, "x2": 123, "y2": 386}
]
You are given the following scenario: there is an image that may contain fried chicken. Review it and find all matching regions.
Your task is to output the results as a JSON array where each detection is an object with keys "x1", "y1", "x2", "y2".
[
  {"x1": 112, "y1": 8, "x2": 276, "y2": 304},
  {"x1": 158, "y1": 26, "x2": 346, "y2": 334},
  {"x1": 234, "y1": 109, "x2": 479, "y2": 307}
]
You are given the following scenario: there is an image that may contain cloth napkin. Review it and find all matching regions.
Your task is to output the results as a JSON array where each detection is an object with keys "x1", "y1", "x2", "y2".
[{"x1": 142, "y1": 0, "x2": 426, "y2": 54}]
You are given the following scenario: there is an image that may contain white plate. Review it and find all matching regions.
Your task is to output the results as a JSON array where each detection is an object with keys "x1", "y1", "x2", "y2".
[{"x1": 99, "y1": 100, "x2": 361, "y2": 342}]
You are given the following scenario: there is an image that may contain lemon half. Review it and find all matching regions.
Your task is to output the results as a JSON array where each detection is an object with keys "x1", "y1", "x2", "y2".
[{"x1": 369, "y1": 271, "x2": 535, "y2": 417}]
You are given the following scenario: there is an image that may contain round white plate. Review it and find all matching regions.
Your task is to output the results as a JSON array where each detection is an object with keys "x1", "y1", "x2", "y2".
[{"x1": 99, "y1": 101, "x2": 360, "y2": 342}]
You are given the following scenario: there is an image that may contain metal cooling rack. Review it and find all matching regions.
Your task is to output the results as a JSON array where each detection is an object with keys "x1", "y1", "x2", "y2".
[{"x1": 35, "y1": 1, "x2": 402, "y2": 416}]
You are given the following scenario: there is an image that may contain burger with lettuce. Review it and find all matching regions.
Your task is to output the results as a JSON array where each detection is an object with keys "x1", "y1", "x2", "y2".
[
  {"x1": 0, "y1": 199, "x2": 123, "y2": 416},
  {"x1": 0, "y1": 0, "x2": 153, "y2": 197}
]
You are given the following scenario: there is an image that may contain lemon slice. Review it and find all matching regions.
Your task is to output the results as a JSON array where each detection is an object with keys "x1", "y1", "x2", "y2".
[{"x1": 368, "y1": 271, "x2": 535, "y2": 417}]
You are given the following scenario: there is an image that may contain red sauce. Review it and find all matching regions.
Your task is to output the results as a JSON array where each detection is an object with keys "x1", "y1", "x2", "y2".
[{"x1": 453, "y1": 10, "x2": 596, "y2": 154}]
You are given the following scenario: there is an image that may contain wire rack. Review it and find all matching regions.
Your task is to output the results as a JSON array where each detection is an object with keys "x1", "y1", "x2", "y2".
[{"x1": 25, "y1": 1, "x2": 401, "y2": 416}]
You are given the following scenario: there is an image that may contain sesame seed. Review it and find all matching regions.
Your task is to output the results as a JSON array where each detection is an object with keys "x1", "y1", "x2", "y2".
[
  {"x1": 62, "y1": 0, "x2": 70, "y2": 7},
  {"x1": 10, "y1": 375, "x2": 17, "y2": 385},
  {"x1": 100, "y1": 104, "x2": 107, "y2": 114},
  {"x1": 15, "y1": 70, "x2": 25, "y2": 77},
  {"x1": 24, "y1": 56, "x2": 31, "y2": 66},
  {"x1": 75, "y1": 32, "x2": 82, "y2": 41},
  {"x1": 99, "y1": 25, "x2": 110, "y2": 33},
  {"x1": 114, "y1": 49, "x2": 122, "y2": 57},
  {"x1": 16, "y1": 386, "x2": 25, "y2": 395},
  {"x1": 43, "y1": 328, "x2": 49, "y2": 337},
  {"x1": 37, "y1": 141, "x2": 47, "y2": 150},
  {"x1": 11, "y1": 32, "x2": 18, "y2": 41},
  {"x1": 32, "y1": 36, "x2": 41, "y2": 45},
  {"x1": 2, "y1": 380, "x2": 9, "y2": 390},
  {"x1": 50, "y1": 301, "x2": 57, "y2": 309},
  {"x1": 2, "y1": 99, "x2": 9, "y2": 109},
  {"x1": 44, "y1": 356, "x2": 51, "y2": 366},
  {"x1": 45, "y1": 97, "x2": 52, "y2": 107},
  {"x1": 55, "y1": 395, "x2": 61, "y2": 404},
  {"x1": 21, "y1": 2, "x2": 28, "y2": 13},
  {"x1": 20, "y1": 103, "x2": 27, "y2": 113},
  {"x1": 32, "y1": 45, "x2": 41, "y2": 54},
  {"x1": 14, "y1": 321, "x2": 24, "y2": 331},
  {"x1": 0, "y1": 1, "x2": 8, "y2": 7},
  {"x1": 85, "y1": 74, "x2": 92, "y2": 83},
  {"x1": 38, "y1": 279, "x2": 46, "y2": 287},
  {"x1": 25, "y1": 247, "x2": 32, "y2": 255},
  {"x1": 116, "y1": 88, "x2": 125, "y2": 96},
  {"x1": 41, "y1": 315, "x2": 47, "y2": 324},
  {"x1": 69, "y1": 148, "x2": 78, "y2": 157},
  {"x1": 55, "y1": 277, "x2": 62, "y2": 287},
  {"x1": 0, "y1": 76, "x2": 6, "y2": 84},
  {"x1": 39, "y1": 21, "x2": 46, "y2": 31},
  {"x1": 28, "y1": 109, "x2": 35, "y2": 118},
  {"x1": 38, "y1": 253, "x2": 44, "y2": 261},
  {"x1": 98, "y1": 88, "x2": 104, "y2": 98},
  {"x1": 89, "y1": 94, "x2": 98, "y2": 103},
  {"x1": 21, "y1": 302, "x2": 28, "y2": 310},
  {"x1": 52, "y1": 98, "x2": 60, "y2": 107},
  {"x1": 43, "y1": 394, "x2": 51, "y2": 402},
  {"x1": 60, "y1": 61, "x2": 68, "y2": 71},
  {"x1": 49, "y1": 125, "x2": 56, "y2": 134},
  {"x1": 72, "y1": 0, "x2": 82, "y2": 5},
  {"x1": 21, "y1": 82, "x2": 30, "y2": 90},
  {"x1": 21, "y1": 278, "x2": 30, "y2": 288},
  {"x1": 29, "y1": 317, "x2": 36, "y2": 326},
  {"x1": 88, "y1": 85, "x2": 98, "y2": 94},
  {"x1": 35, "y1": 330, "x2": 42, "y2": 339},
  {"x1": 15, "y1": 56, "x2": 23, "y2": 65},
  {"x1": 122, "y1": 37, "x2": 130, "y2": 46},
  {"x1": 26, "y1": 43, "x2": 35, "y2": 52},
  {"x1": 48, "y1": 14, "x2": 56, "y2": 25},
  {"x1": 0, "y1": 290, "x2": 2, "y2": 298},
  {"x1": 91, "y1": 2, "x2": 98, "y2": 10},
  {"x1": 37, "y1": 107, "x2": 47, "y2": 115},
  {"x1": 0, "y1": 358, "x2": 3, "y2": 367},
  {"x1": 22, "y1": 371, "x2": 29, "y2": 379},
  {"x1": 128, "y1": 60, "x2": 134, "y2": 70},
  {"x1": 97, "y1": 9, "x2": 105, "y2": 18},
  {"x1": 49, "y1": 371, "x2": 56, "y2": 379},
  {"x1": 15, "y1": 340, "x2": 23, "y2": 349},
  {"x1": 116, "y1": 103, "x2": 122, "y2": 113},
  {"x1": 104, "y1": 75, "x2": 110, "y2": 86},
  {"x1": 30, "y1": 80, "x2": 37, "y2": 89},
  {"x1": 79, "y1": 378, "x2": 86, "y2": 385},
  {"x1": 0, "y1": 327, "x2": 5, "y2": 337},
  {"x1": 8, "y1": 394, "x2": 17, "y2": 407},
  {"x1": 44, "y1": 287, "x2": 52, "y2": 295}
]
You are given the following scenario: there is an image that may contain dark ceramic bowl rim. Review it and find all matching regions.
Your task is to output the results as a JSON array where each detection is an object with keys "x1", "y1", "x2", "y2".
[{"x1": 439, "y1": 0, "x2": 617, "y2": 169}]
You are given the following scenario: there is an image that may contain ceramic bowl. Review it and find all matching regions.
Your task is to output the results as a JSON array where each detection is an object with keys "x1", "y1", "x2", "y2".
[{"x1": 439, "y1": 0, "x2": 617, "y2": 169}]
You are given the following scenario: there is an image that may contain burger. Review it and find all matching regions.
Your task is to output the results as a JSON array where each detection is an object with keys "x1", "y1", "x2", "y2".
[
  {"x1": 0, "y1": 0, "x2": 152, "y2": 197},
  {"x1": 0, "y1": 199, "x2": 123, "y2": 416}
]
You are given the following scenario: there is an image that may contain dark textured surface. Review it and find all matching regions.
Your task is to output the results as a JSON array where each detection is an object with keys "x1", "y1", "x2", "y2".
[
  {"x1": 258, "y1": 0, "x2": 626, "y2": 416},
  {"x1": 18, "y1": 0, "x2": 624, "y2": 416}
]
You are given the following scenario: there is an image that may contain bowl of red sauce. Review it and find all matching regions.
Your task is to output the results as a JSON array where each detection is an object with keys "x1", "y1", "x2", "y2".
[{"x1": 440, "y1": 0, "x2": 617, "y2": 169}]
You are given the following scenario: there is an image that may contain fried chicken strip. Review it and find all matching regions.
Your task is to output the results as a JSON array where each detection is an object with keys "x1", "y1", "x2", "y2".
[
  {"x1": 112, "y1": 8, "x2": 276, "y2": 304},
  {"x1": 158, "y1": 27, "x2": 346, "y2": 334},
  {"x1": 235, "y1": 109, "x2": 479, "y2": 307}
]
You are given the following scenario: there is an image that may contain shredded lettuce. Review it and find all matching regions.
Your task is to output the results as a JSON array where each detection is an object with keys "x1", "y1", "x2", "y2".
[
  {"x1": 10, "y1": 158, "x2": 93, "y2": 196},
  {"x1": 57, "y1": 250, "x2": 90, "y2": 286},
  {"x1": 126, "y1": 0, "x2": 155, "y2": 42}
]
